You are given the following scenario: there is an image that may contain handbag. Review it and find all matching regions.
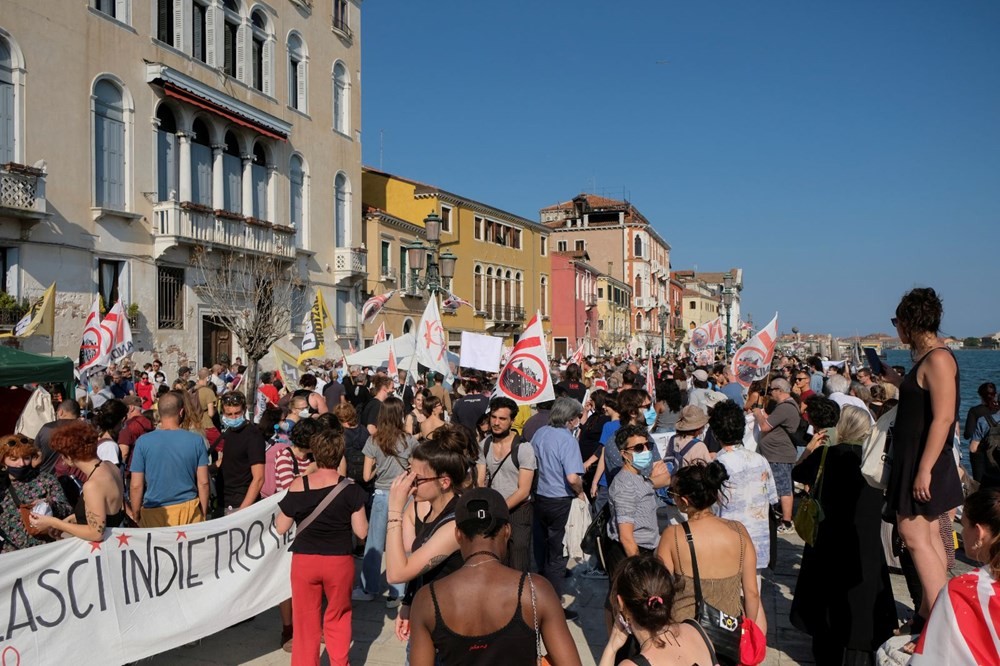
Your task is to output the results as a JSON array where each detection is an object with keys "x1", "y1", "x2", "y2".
[
  {"x1": 681, "y1": 521, "x2": 743, "y2": 666},
  {"x1": 861, "y1": 405, "x2": 896, "y2": 490},
  {"x1": 526, "y1": 573, "x2": 553, "y2": 666},
  {"x1": 739, "y1": 615, "x2": 767, "y2": 665},
  {"x1": 580, "y1": 501, "x2": 610, "y2": 557},
  {"x1": 793, "y1": 445, "x2": 828, "y2": 546},
  {"x1": 7, "y1": 483, "x2": 52, "y2": 540}
]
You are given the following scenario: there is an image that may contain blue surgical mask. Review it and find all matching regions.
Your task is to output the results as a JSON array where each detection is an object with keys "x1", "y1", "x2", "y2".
[
  {"x1": 631, "y1": 450, "x2": 653, "y2": 470},
  {"x1": 222, "y1": 416, "x2": 245, "y2": 429},
  {"x1": 644, "y1": 408, "x2": 657, "y2": 427}
]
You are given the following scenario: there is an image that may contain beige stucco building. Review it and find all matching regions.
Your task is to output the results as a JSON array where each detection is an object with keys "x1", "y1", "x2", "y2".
[{"x1": 0, "y1": 0, "x2": 363, "y2": 374}]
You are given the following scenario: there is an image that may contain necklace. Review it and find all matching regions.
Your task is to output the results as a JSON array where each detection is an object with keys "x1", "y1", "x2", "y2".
[{"x1": 463, "y1": 550, "x2": 501, "y2": 568}]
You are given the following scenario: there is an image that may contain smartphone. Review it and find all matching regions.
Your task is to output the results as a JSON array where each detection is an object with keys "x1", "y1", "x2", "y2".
[{"x1": 863, "y1": 347, "x2": 883, "y2": 376}]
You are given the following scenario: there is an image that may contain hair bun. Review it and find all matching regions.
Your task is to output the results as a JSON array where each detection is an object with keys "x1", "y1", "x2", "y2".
[{"x1": 706, "y1": 461, "x2": 730, "y2": 488}]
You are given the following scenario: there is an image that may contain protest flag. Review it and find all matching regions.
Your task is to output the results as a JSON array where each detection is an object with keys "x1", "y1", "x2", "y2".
[
  {"x1": 101, "y1": 300, "x2": 134, "y2": 364},
  {"x1": 79, "y1": 295, "x2": 111, "y2": 374},
  {"x1": 441, "y1": 291, "x2": 472, "y2": 314},
  {"x1": 730, "y1": 313, "x2": 779, "y2": 389},
  {"x1": 272, "y1": 345, "x2": 301, "y2": 391},
  {"x1": 361, "y1": 290, "x2": 396, "y2": 324},
  {"x1": 646, "y1": 353, "x2": 656, "y2": 402},
  {"x1": 569, "y1": 341, "x2": 585, "y2": 366},
  {"x1": 298, "y1": 290, "x2": 333, "y2": 365},
  {"x1": 415, "y1": 296, "x2": 451, "y2": 380},
  {"x1": 348, "y1": 339, "x2": 356, "y2": 354},
  {"x1": 494, "y1": 312, "x2": 556, "y2": 406},
  {"x1": 690, "y1": 317, "x2": 724, "y2": 350},
  {"x1": 372, "y1": 322, "x2": 387, "y2": 345},
  {"x1": 1, "y1": 282, "x2": 56, "y2": 339},
  {"x1": 387, "y1": 334, "x2": 399, "y2": 385}
]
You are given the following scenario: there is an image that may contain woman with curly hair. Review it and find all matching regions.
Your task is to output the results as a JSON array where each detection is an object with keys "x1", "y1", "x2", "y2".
[
  {"x1": 29, "y1": 421, "x2": 128, "y2": 541},
  {"x1": 0, "y1": 434, "x2": 71, "y2": 552},
  {"x1": 599, "y1": 554, "x2": 716, "y2": 666},
  {"x1": 882, "y1": 288, "x2": 963, "y2": 639}
]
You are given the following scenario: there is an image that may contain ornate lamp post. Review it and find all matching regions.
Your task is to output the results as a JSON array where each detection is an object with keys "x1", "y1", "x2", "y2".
[
  {"x1": 722, "y1": 272, "x2": 735, "y2": 360},
  {"x1": 658, "y1": 305, "x2": 669, "y2": 356},
  {"x1": 405, "y1": 212, "x2": 458, "y2": 297}
]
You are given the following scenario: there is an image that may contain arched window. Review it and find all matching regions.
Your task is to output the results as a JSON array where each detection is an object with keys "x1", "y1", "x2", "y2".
[
  {"x1": 333, "y1": 61, "x2": 349, "y2": 134},
  {"x1": 289, "y1": 154, "x2": 306, "y2": 246},
  {"x1": 540, "y1": 276, "x2": 548, "y2": 317},
  {"x1": 402, "y1": 318, "x2": 413, "y2": 335},
  {"x1": 222, "y1": 131, "x2": 242, "y2": 213},
  {"x1": 636, "y1": 313, "x2": 643, "y2": 331},
  {"x1": 288, "y1": 33, "x2": 307, "y2": 112},
  {"x1": 334, "y1": 172, "x2": 349, "y2": 247},
  {"x1": 514, "y1": 272, "x2": 522, "y2": 309},
  {"x1": 249, "y1": 9, "x2": 273, "y2": 95},
  {"x1": 155, "y1": 105, "x2": 178, "y2": 202},
  {"x1": 250, "y1": 142, "x2": 268, "y2": 219},
  {"x1": 474, "y1": 265, "x2": 483, "y2": 311},
  {"x1": 93, "y1": 78, "x2": 126, "y2": 209},
  {"x1": 485, "y1": 268, "x2": 495, "y2": 314},
  {"x1": 0, "y1": 37, "x2": 18, "y2": 164},
  {"x1": 190, "y1": 118, "x2": 213, "y2": 206},
  {"x1": 633, "y1": 274, "x2": 642, "y2": 300},
  {"x1": 222, "y1": 0, "x2": 241, "y2": 79},
  {"x1": 503, "y1": 270, "x2": 512, "y2": 311},
  {"x1": 633, "y1": 233, "x2": 643, "y2": 258}
]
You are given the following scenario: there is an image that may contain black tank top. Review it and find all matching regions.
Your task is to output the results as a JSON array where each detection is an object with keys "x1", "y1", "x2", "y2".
[
  {"x1": 403, "y1": 496, "x2": 463, "y2": 605},
  {"x1": 429, "y1": 572, "x2": 535, "y2": 665}
]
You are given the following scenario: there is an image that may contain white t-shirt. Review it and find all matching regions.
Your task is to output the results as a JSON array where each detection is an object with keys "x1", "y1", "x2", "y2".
[{"x1": 97, "y1": 439, "x2": 120, "y2": 465}]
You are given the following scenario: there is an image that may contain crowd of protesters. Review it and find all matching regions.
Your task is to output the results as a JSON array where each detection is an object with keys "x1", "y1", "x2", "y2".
[{"x1": 0, "y1": 287, "x2": 993, "y2": 664}]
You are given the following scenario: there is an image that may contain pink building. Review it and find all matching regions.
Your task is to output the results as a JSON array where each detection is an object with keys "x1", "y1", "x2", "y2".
[{"x1": 550, "y1": 250, "x2": 600, "y2": 360}]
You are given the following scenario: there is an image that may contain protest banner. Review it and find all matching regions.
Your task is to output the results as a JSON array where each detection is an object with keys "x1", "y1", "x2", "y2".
[
  {"x1": 690, "y1": 317, "x2": 724, "y2": 350},
  {"x1": 78, "y1": 296, "x2": 111, "y2": 375},
  {"x1": 101, "y1": 301, "x2": 134, "y2": 364},
  {"x1": 730, "y1": 313, "x2": 779, "y2": 388},
  {"x1": 298, "y1": 290, "x2": 333, "y2": 365},
  {"x1": 459, "y1": 331, "x2": 503, "y2": 373},
  {"x1": 372, "y1": 322, "x2": 387, "y2": 345},
  {"x1": 0, "y1": 495, "x2": 292, "y2": 665},
  {"x1": 494, "y1": 312, "x2": 555, "y2": 406},
  {"x1": 0, "y1": 283, "x2": 55, "y2": 339}
]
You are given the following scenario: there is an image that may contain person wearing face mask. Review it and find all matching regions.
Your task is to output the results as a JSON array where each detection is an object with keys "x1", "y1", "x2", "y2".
[
  {"x1": 0, "y1": 434, "x2": 71, "y2": 552},
  {"x1": 215, "y1": 391, "x2": 266, "y2": 516}
]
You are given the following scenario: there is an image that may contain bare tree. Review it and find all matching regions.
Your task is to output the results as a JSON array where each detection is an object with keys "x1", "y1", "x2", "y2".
[{"x1": 193, "y1": 248, "x2": 299, "y2": 401}]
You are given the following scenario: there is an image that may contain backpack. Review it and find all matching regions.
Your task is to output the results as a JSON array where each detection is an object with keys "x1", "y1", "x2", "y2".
[
  {"x1": 261, "y1": 421, "x2": 294, "y2": 498},
  {"x1": 861, "y1": 405, "x2": 897, "y2": 490},
  {"x1": 483, "y1": 434, "x2": 537, "y2": 494},
  {"x1": 983, "y1": 414, "x2": 1000, "y2": 470},
  {"x1": 664, "y1": 435, "x2": 701, "y2": 473}
]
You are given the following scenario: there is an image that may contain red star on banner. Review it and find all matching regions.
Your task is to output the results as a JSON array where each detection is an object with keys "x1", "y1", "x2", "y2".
[
  {"x1": 176, "y1": 531, "x2": 187, "y2": 541},
  {"x1": 89, "y1": 541, "x2": 102, "y2": 553},
  {"x1": 116, "y1": 533, "x2": 131, "y2": 548}
]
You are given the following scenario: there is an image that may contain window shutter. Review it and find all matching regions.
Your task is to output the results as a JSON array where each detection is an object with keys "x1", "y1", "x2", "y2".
[
  {"x1": 94, "y1": 116, "x2": 107, "y2": 205},
  {"x1": 173, "y1": 0, "x2": 184, "y2": 52},
  {"x1": 192, "y1": 6, "x2": 204, "y2": 61},
  {"x1": 0, "y1": 83, "x2": 14, "y2": 164},
  {"x1": 262, "y1": 38, "x2": 273, "y2": 97},
  {"x1": 115, "y1": 0, "x2": 129, "y2": 24},
  {"x1": 205, "y1": 4, "x2": 217, "y2": 67},
  {"x1": 296, "y1": 60, "x2": 307, "y2": 112},
  {"x1": 108, "y1": 118, "x2": 125, "y2": 208},
  {"x1": 157, "y1": 0, "x2": 171, "y2": 44},
  {"x1": 224, "y1": 23, "x2": 234, "y2": 75},
  {"x1": 236, "y1": 23, "x2": 247, "y2": 83}
]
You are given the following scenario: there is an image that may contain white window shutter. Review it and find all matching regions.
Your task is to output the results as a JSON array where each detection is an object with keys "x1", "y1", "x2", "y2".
[
  {"x1": 296, "y1": 60, "x2": 307, "y2": 112},
  {"x1": 236, "y1": 23, "x2": 247, "y2": 83},
  {"x1": 205, "y1": 4, "x2": 218, "y2": 67},
  {"x1": 115, "y1": 0, "x2": 130, "y2": 24},
  {"x1": 262, "y1": 38, "x2": 274, "y2": 97},
  {"x1": 172, "y1": 0, "x2": 184, "y2": 52}
]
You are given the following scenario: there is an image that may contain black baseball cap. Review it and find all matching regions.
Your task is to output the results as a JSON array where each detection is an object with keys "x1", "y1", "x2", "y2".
[{"x1": 455, "y1": 488, "x2": 510, "y2": 534}]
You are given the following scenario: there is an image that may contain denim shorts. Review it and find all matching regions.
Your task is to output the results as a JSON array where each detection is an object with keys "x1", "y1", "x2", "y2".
[{"x1": 770, "y1": 462, "x2": 794, "y2": 497}]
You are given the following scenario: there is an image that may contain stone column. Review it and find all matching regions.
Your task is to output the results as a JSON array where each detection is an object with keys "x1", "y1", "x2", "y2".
[
  {"x1": 211, "y1": 144, "x2": 225, "y2": 210},
  {"x1": 177, "y1": 132, "x2": 192, "y2": 203},
  {"x1": 241, "y1": 154, "x2": 254, "y2": 217}
]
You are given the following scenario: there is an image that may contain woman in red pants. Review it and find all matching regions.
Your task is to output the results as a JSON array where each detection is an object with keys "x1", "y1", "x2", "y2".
[{"x1": 277, "y1": 428, "x2": 369, "y2": 666}]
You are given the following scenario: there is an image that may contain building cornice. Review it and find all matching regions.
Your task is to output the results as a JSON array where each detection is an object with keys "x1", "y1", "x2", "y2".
[{"x1": 364, "y1": 208, "x2": 426, "y2": 237}]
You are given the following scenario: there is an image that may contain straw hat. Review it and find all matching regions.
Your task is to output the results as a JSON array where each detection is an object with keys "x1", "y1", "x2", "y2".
[{"x1": 675, "y1": 405, "x2": 709, "y2": 432}]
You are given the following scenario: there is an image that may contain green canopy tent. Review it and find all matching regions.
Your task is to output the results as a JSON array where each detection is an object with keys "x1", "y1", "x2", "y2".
[{"x1": 0, "y1": 346, "x2": 75, "y2": 394}]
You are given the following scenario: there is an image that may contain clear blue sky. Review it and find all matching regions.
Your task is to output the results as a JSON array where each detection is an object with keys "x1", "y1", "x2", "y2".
[{"x1": 360, "y1": 1, "x2": 1000, "y2": 338}]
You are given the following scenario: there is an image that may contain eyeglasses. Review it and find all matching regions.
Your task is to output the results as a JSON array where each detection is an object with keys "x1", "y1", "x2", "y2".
[
  {"x1": 412, "y1": 475, "x2": 445, "y2": 487},
  {"x1": 890, "y1": 317, "x2": 899, "y2": 327},
  {"x1": 795, "y1": 376, "x2": 809, "y2": 381},
  {"x1": 626, "y1": 442, "x2": 651, "y2": 453}
]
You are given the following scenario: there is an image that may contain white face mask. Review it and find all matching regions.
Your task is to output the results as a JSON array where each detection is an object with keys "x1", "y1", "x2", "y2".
[{"x1": 298, "y1": 409, "x2": 310, "y2": 418}]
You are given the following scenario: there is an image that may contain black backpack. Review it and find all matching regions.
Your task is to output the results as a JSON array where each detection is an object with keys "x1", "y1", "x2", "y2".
[
  {"x1": 482, "y1": 434, "x2": 537, "y2": 494},
  {"x1": 984, "y1": 415, "x2": 1000, "y2": 470}
]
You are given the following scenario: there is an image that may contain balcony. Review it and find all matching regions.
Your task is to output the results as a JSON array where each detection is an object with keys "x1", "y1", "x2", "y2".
[
  {"x1": 585, "y1": 295, "x2": 599, "y2": 308},
  {"x1": 152, "y1": 202, "x2": 295, "y2": 260},
  {"x1": 333, "y1": 247, "x2": 367, "y2": 285},
  {"x1": 380, "y1": 266, "x2": 397, "y2": 282},
  {"x1": 331, "y1": 15, "x2": 353, "y2": 40},
  {"x1": 1, "y1": 163, "x2": 48, "y2": 231},
  {"x1": 483, "y1": 305, "x2": 525, "y2": 331},
  {"x1": 336, "y1": 325, "x2": 358, "y2": 339}
]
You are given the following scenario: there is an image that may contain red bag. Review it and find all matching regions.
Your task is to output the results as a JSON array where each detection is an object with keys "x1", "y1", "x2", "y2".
[{"x1": 739, "y1": 616, "x2": 767, "y2": 665}]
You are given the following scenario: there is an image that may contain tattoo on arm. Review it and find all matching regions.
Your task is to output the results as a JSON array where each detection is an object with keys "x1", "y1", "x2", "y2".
[
  {"x1": 86, "y1": 510, "x2": 106, "y2": 535},
  {"x1": 417, "y1": 554, "x2": 447, "y2": 577}
]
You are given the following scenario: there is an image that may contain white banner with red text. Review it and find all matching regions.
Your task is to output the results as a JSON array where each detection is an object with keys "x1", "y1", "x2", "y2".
[{"x1": 0, "y1": 494, "x2": 292, "y2": 665}]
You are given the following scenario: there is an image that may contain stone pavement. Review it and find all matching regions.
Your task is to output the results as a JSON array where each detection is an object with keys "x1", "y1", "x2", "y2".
[{"x1": 146, "y1": 530, "x2": 970, "y2": 665}]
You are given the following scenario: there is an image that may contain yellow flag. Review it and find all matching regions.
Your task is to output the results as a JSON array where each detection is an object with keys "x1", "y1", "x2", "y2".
[
  {"x1": 272, "y1": 345, "x2": 302, "y2": 391},
  {"x1": 297, "y1": 290, "x2": 334, "y2": 364},
  {"x1": 0, "y1": 283, "x2": 55, "y2": 339}
]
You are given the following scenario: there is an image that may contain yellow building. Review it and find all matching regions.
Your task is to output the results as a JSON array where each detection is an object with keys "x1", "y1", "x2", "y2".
[
  {"x1": 596, "y1": 275, "x2": 632, "y2": 355},
  {"x1": 362, "y1": 168, "x2": 552, "y2": 349}
]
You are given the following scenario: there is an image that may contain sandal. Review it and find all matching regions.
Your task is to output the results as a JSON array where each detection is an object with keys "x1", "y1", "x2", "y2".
[{"x1": 894, "y1": 613, "x2": 926, "y2": 637}]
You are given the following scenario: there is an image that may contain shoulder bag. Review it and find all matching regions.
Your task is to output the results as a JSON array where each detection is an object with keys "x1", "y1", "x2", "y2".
[
  {"x1": 793, "y1": 445, "x2": 828, "y2": 546},
  {"x1": 681, "y1": 520, "x2": 742, "y2": 666},
  {"x1": 8, "y1": 482, "x2": 53, "y2": 540},
  {"x1": 580, "y1": 501, "x2": 610, "y2": 558},
  {"x1": 527, "y1": 573, "x2": 553, "y2": 666},
  {"x1": 295, "y1": 478, "x2": 355, "y2": 535},
  {"x1": 861, "y1": 405, "x2": 897, "y2": 490}
]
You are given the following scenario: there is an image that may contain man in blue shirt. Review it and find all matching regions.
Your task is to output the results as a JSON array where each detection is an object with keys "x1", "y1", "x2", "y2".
[
  {"x1": 713, "y1": 363, "x2": 745, "y2": 409},
  {"x1": 530, "y1": 397, "x2": 585, "y2": 620}
]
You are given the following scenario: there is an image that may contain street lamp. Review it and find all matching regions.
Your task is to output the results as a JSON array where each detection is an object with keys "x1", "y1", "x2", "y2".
[
  {"x1": 405, "y1": 212, "x2": 458, "y2": 297},
  {"x1": 658, "y1": 305, "x2": 669, "y2": 356},
  {"x1": 722, "y1": 272, "x2": 735, "y2": 360}
]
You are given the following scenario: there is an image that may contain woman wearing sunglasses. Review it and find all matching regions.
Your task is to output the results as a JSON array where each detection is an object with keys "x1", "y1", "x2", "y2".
[{"x1": 385, "y1": 425, "x2": 470, "y2": 651}]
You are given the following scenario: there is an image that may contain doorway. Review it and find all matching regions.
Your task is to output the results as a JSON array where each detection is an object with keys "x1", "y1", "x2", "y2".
[{"x1": 202, "y1": 317, "x2": 232, "y2": 369}]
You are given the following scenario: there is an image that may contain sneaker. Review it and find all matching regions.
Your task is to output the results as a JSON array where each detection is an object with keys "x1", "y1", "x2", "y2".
[
  {"x1": 777, "y1": 521, "x2": 794, "y2": 534},
  {"x1": 351, "y1": 587, "x2": 375, "y2": 602},
  {"x1": 563, "y1": 608, "x2": 579, "y2": 621},
  {"x1": 385, "y1": 596, "x2": 402, "y2": 609}
]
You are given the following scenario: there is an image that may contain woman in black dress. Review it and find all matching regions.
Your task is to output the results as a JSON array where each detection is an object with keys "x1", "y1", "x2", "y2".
[
  {"x1": 883, "y1": 288, "x2": 963, "y2": 637},
  {"x1": 790, "y1": 406, "x2": 897, "y2": 665}
]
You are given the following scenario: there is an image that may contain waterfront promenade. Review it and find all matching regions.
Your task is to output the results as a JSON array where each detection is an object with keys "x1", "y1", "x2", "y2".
[{"x1": 148, "y1": 529, "x2": 963, "y2": 665}]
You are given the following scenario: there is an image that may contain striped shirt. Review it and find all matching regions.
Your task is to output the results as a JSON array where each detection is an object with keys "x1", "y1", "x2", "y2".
[{"x1": 274, "y1": 448, "x2": 311, "y2": 491}]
